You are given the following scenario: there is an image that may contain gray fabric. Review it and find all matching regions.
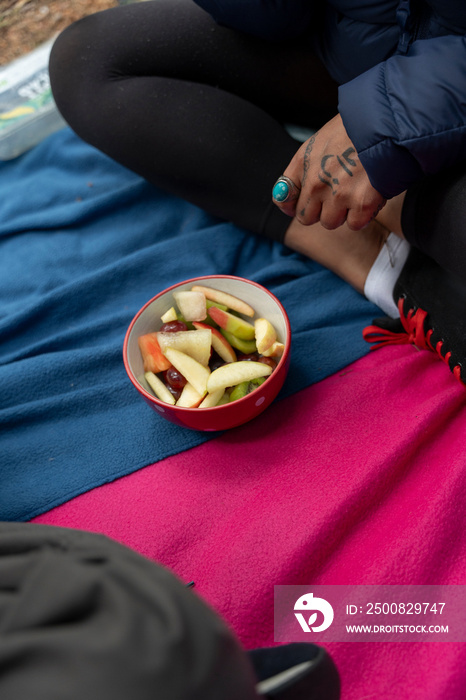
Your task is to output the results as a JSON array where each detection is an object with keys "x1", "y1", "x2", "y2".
[{"x1": 0, "y1": 522, "x2": 259, "y2": 700}]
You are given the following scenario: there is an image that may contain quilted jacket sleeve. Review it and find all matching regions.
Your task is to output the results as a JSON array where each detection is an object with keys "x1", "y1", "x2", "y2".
[
  {"x1": 338, "y1": 35, "x2": 466, "y2": 199},
  {"x1": 192, "y1": 0, "x2": 315, "y2": 40}
]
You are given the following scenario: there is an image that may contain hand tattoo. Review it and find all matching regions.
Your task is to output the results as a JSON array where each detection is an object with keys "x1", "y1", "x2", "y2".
[
  {"x1": 302, "y1": 134, "x2": 316, "y2": 186},
  {"x1": 318, "y1": 147, "x2": 357, "y2": 195}
]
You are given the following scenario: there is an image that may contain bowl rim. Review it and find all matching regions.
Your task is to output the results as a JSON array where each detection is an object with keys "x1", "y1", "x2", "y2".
[{"x1": 123, "y1": 274, "x2": 291, "y2": 413}]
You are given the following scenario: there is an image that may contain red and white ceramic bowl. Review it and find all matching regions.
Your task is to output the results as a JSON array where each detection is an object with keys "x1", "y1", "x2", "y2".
[{"x1": 123, "y1": 275, "x2": 291, "y2": 431}]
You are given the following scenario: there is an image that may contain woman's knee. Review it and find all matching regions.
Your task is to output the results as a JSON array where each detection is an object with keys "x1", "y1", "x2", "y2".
[{"x1": 49, "y1": 11, "x2": 113, "y2": 124}]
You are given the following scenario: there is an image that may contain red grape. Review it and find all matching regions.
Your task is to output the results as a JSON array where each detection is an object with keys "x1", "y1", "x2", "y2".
[
  {"x1": 258, "y1": 356, "x2": 277, "y2": 370},
  {"x1": 209, "y1": 352, "x2": 225, "y2": 372},
  {"x1": 166, "y1": 385, "x2": 182, "y2": 401},
  {"x1": 160, "y1": 321, "x2": 188, "y2": 333},
  {"x1": 164, "y1": 367, "x2": 187, "y2": 390}
]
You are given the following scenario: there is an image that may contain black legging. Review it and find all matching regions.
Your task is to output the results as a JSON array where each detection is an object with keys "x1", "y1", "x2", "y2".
[
  {"x1": 48, "y1": 0, "x2": 338, "y2": 241},
  {"x1": 402, "y1": 162, "x2": 466, "y2": 280},
  {"x1": 49, "y1": 0, "x2": 466, "y2": 277}
]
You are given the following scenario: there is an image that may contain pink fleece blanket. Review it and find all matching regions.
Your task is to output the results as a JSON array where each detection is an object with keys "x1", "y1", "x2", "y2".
[{"x1": 33, "y1": 344, "x2": 466, "y2": 699}]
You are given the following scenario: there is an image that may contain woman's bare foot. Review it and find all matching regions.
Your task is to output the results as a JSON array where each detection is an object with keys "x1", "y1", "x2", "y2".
[{"x1": 284, "y1": 216, "x2": 390, "y2": 294}]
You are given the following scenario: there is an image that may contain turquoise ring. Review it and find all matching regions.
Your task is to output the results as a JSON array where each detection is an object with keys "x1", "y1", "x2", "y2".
[{"x1": 272, "y1": 175, "x2": 300, "y2": 203}]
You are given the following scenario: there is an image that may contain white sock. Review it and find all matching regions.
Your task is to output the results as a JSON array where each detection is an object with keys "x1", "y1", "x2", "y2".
[{"x1": 364, "y1": 233, "x2": 411, "y2": 318}]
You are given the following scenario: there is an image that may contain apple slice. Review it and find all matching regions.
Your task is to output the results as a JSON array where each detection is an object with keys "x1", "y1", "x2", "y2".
[
  {"x1": 262, "y1": 341, "x2": 285, "y2": 358},
  {"x1": 207, "y1": 306, "x2": 255, "y2": 340},
  {"x1": 144, "y1": 371, "x2": 176, "y2": 405},
  {"x1": 138, "y1": 333, "x2": 172, "y2": 373},
  {"x1": 191, "y1": 285, "x2": 254, "y2": 317},
  {"x1": 199, "y1": 388, "x2": 225, "y2": 408},
  {"x1": 176, "y1": 382, "x2": 204, "y2": 408},
  {"x1": 220, "y1": 329, "x2": 257, "y2": 354},
  {"x1": 158, "y1": 329, "x2": 212, "y2": 366},
  {"x1": 205, "y1": 299, "x2": 228, "y2": 312},
  {"x1": 216, "y1": 392, "x2": 231, "y2": 406},
  {"x1": 192, "y1": 322, "x2": 237, "y2": 363},
  {"x1": 255, "y1": 317, "x2": 277, "y2": 354},
  {"x1": 161, "y1": 306, "x2": 178, "y2": 323},
  {"x1": 207, "y1": 360, "x2": 272, "y2": 394},
  {"x1": 173, "y1": 290, "x2": 207, "y2": 322},
  {"x1": 164, "y1": 348, "x2": 210, "y2": 397}
]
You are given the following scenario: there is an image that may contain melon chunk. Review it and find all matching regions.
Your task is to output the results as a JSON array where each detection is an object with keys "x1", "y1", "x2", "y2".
[
  {"x1": 173, "y1": 290, "x2": 207, "y2": 322},
  {"x1": 157, "y1": 329, "x2": 212, "y2": 366},
  {"x1": 138, "y1": 333, "x2": 172, "y2": 373}
]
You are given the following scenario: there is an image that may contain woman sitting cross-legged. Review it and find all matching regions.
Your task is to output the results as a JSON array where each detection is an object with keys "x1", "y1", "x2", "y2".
[{"x1": 48, "y1": 0, "x2": 466, "y2": 383}]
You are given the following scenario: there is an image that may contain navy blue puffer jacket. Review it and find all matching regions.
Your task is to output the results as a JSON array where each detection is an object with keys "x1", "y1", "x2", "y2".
[{"x1": 193, "y1": 0, "x2": 466, "y2": 199}]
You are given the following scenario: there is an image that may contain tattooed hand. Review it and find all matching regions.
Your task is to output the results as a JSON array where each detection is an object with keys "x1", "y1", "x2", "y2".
[{"x1": 275, "y1": 114, "x2": 386, "y2": 230}]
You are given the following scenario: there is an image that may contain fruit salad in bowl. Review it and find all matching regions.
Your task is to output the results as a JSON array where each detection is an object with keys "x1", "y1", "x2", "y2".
[{"x1": 123, "y1": 275, "x2": 291, "y2": 431}]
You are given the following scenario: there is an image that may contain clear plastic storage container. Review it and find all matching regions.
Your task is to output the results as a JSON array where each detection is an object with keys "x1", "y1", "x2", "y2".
[{"x1": 0, "y1": 38, "x2": 66, "y2": 160}]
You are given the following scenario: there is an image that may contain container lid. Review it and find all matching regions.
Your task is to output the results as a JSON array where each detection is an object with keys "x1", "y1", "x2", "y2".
[{"x1": 0, "y1": 38, "x2": 57, "y2": 137}]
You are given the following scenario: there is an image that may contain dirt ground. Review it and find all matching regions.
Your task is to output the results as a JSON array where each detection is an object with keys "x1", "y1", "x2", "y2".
[{"x1": 0, "y1": 0, "x2": 120, "y2": 66}]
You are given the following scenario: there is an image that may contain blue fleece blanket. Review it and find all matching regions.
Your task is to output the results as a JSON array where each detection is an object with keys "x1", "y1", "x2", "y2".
[{"x1": 0, "y1": 128, "x2": 379, "y2": 521}]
